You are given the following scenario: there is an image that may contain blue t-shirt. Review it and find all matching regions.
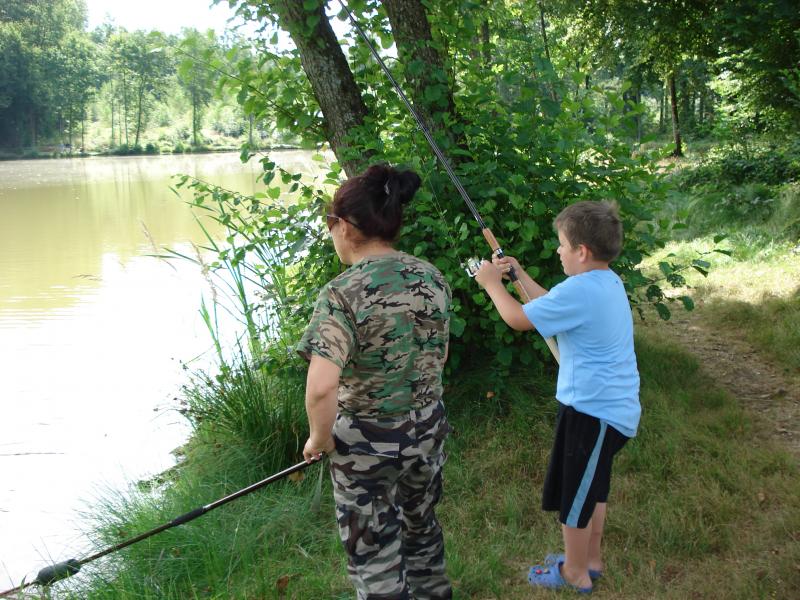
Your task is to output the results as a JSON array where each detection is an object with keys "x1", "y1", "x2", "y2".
[{"x1": 523, "y1": 269, "x2": 641, "y2": 437}]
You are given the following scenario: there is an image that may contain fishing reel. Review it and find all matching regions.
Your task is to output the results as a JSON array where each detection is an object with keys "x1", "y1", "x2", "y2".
[{"x1": 462, "y1": 257, "x2": 482, "y2": 278}]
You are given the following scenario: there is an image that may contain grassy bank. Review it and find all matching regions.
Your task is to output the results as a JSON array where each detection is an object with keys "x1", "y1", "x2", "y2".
[{"x1": 46, "y1": 326, "x2": 798, "y2": 599}]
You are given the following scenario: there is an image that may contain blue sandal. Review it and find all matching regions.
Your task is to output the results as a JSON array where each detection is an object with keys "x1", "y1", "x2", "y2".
[
  {"x1": 527, "y1": 561, "x2": 592, "y2": 594},
  {"x1": 544, "y1": 553, "x2": 603, "y2": 580}
]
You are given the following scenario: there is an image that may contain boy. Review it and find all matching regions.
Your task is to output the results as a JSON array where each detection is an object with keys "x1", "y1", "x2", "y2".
[{"x1": 474, "y1": 201, "x2": 640, "y2": 594}]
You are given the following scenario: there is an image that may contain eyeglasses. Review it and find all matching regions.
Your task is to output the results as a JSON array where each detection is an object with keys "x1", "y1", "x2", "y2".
[{"x1": 325, "y1": 214, "x2": 358, "y2": 231}]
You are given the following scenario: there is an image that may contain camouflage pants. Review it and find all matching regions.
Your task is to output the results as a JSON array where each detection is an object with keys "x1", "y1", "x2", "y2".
[{"x1": 329, "y1": 400, "x2": 452, "y2": 600}]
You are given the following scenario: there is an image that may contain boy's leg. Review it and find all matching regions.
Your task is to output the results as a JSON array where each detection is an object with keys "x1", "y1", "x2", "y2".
[
  {"x1": 561, "y1": 522, "x2": 593, "y2": 589},
  {"x1": 588, "y1": 502, "x2": 607, "y2": 573}
]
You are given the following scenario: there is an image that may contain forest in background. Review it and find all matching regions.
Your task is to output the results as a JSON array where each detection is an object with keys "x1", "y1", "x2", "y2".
[
  {"x1": 1, "y1": 0, "x2": 797, "y2": 158},
  {"x1": 0, "y1": 1, "x2": 300, "y2": 155}
]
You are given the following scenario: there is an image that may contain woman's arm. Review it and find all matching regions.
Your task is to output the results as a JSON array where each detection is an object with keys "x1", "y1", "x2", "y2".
[{"x1": 303, "y1": 354, "x2": 340, "y2": 462}]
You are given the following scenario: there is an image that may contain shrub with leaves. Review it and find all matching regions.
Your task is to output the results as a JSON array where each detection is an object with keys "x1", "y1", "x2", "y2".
[{"x1": 181, "y1": 1, "x2": 698, "y2": 376}]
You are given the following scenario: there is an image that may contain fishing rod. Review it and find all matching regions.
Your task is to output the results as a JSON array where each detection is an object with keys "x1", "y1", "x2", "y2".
[
  {"x1": 335, "y1": 0, "x2": 560, "y2": 363},
  {"x1": 0, "y1": 458, "x2": 317, "y2": 598}
]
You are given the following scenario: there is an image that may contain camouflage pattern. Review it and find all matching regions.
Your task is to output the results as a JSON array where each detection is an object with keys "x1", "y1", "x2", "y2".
[
  {"x1": 297, "y1": 251, "x2": 451, "y2": 416},
  {"x1": 329, "y1": 400, "x2": 452, "y2": 600}
]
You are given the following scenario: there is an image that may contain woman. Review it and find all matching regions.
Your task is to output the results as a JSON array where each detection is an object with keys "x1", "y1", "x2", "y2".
[{"x1": 296, "y1": 164, "x2": 453, "y2": 599}]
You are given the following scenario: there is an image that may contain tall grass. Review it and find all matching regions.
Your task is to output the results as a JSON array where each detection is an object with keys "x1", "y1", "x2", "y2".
[
  {"x1": 58, "y1": 329, "x2": 800, "y2": 599},
  {"x1": 181, "y1": 357, "x2": 308, "y2": 474}
]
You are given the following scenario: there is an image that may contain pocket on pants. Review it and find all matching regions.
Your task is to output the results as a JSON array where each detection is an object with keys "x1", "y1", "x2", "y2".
[{"x1": 332, "y1": 414, "x2": 401, "y2": 459}]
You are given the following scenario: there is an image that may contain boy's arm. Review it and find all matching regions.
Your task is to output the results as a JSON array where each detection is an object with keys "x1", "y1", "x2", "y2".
[
  {"x1": 474, "y1": 261, "x2": 535, "y2": 331},
  {"x1": 492, "y1": 254, "x2": 547, "y2": 300}
]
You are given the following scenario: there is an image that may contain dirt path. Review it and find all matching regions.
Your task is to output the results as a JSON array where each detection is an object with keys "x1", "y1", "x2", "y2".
[{"x1": 646, "y1": 304, "x2": 800, "y2": 460}]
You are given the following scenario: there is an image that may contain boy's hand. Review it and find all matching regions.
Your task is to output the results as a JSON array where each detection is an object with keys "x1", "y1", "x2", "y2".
[
  {"x1": 492, "y1": 254, "x2": 522, "y2": 279},
  {"x1": 474, "y1": 259, "x2": 504, "y2": 289}
]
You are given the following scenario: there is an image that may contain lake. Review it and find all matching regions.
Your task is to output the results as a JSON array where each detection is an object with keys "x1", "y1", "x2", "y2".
[{"x1": 0, "y1": 150, "x2": 325, "y2": 589}]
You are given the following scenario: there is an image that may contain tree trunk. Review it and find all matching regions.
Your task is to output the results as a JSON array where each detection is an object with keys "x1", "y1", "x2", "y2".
[
  {"x1": 537, "y1": 2, "x2": 558, "y2": 102},
  {"x1": 192, "y1": 89, "x2": 198, "y2": 146},
  {"x1": 110, "y1": 80, "x2": 116, "y2": 147},
  {"x1": 635, "y1": 85, "x2": 642, "y2": 144},
  {"x1": 134, "y1": 84, "x2": 144, "y2": 147},
  {"x1": 68, "y1": 106, "x2": 73, "y2": 149},
  {"x1": 382, "y1": 0, "x2": 462, "y2": 148},
  {"x1": 271, "y1": 0, "x2": 372, "y2": 177},
  {"x1": 481, "y1": 19, "x2": 490, "y2": 67},
  {"x1": 659, "y1": 82, "x2": 665, "y2": 132},
  {"x1": 538, "y1": 2, "x2": 551, "y2": 64},
  {"x1": 122, "y1": 73, "x2": 129, "y2": 147},
  {"x1": 669, "y1": 73, "x2": 682, "y2": 157},
  {"x1": 699, "y1": 85, "x2": 706, "y2": 126}
]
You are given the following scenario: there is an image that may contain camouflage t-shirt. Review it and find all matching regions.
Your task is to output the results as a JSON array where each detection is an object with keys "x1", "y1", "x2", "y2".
[{"x1": 296, "y1": 251, "x2": 451, "y2": 417}]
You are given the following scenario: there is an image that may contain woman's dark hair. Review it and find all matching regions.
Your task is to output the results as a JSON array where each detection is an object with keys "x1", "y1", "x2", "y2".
[{"x1": 331, "y1": 163, "x2": 421, "y2": 241}]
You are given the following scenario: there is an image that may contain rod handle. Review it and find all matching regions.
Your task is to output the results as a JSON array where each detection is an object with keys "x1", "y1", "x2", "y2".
[
  {"x1": 482, "y1": 227, "x2": 521, "y2": 283},
  {"x1": 34, "y1": 559, "x2": 81, "y2": 585}
]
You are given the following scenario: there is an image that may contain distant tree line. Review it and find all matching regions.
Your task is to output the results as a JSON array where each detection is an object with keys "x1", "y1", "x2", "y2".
[
  {"x1": 0, "y1": 0, "x2": 797, "y2": 155},
  {"x1": 0, "y1": 0, "x2": 268, "y2": 152}
]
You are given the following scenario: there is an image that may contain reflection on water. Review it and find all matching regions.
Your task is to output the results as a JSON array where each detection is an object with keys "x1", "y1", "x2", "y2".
[{"x1": 0, "y1": 151, "x2": 326, "y2": 587}]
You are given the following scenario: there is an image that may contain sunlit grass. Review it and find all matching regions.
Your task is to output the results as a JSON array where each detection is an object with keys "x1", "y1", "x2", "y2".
[
  {"x1": 59, "y1": 330, "x2": 800, "y2": 599},
  {"x1": 644, "y1": 233, "x2": 800, "y2": 373}
]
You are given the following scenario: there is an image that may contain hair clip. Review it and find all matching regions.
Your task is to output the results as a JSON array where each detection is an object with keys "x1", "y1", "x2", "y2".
[{"x1": 383, "y1": 181, "x2": 390, "y2": 195}]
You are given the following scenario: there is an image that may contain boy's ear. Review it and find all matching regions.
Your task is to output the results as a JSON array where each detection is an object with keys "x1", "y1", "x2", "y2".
[{"x1": 578, "y1": 244, "x2": 592, "y2": 262}]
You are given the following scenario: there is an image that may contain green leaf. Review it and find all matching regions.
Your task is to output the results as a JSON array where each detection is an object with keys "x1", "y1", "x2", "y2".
[
  {"x1": 658, "y1": 261, "x2": 673, "y2": 276},
  {"x1": 678, "y1": 296, "x2": 695, "y2": 311},
  {"x1": 497, "y1": 346, "x2": 513, "y2": 366},
  {"x1": 450, "y1": 316, "x2": 466, "y2": 337},
  {"x1": 655, "y1": 302, "x2": 671, "y2": 320}
]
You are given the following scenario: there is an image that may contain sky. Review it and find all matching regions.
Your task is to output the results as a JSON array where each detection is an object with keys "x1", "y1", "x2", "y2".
[{"x1": 84, "y1": 0, "x2": 247, "y2": 34}]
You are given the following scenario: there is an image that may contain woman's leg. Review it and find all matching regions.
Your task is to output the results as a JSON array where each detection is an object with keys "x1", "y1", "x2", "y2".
[
  {"x1": 397, "y1": 459, "x2": 450, "y2": 599},
  {"x1": 329, "y1": 413, "x2": 409, "y2": 599},
  {"x1": 397, "y1": 408, "x2": 451, "y2": 600}
]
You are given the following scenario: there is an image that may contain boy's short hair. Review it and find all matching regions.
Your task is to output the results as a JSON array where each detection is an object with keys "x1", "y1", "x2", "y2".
[{"x1": 554, "y1": 201, "x2": 623, "y2": 262}]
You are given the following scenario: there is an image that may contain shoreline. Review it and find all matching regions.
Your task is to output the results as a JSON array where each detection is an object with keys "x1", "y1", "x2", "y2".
[{"x1": 0, "y1": 144, "x2": 305, "y2": 162}]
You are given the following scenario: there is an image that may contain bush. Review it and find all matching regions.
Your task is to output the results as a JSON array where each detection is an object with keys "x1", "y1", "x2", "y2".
[
  {"x1": 674, "y1": 141, "x2": 800, "y2": 236},
  {"x1": 681, "y1": 144, "x2": 800, "y2": 188}
]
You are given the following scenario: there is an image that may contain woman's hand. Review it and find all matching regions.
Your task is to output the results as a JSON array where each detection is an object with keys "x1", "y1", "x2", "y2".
[
  {"x1": 474, "y1": 259, "x2": 503, "y2": 289},
  {"x1": 303, "y1": 435, "x2": 335, "y2": 463}
]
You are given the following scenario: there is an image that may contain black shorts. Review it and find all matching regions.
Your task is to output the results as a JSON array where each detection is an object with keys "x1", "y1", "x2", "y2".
[{"x1": 542, "y1": 403, "x2": 629, "y2": 529}]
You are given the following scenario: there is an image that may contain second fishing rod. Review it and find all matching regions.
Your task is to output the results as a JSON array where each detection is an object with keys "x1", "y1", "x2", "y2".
[{"x1": 335, "y1": 0, "x2": 560, "y2": 363}]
